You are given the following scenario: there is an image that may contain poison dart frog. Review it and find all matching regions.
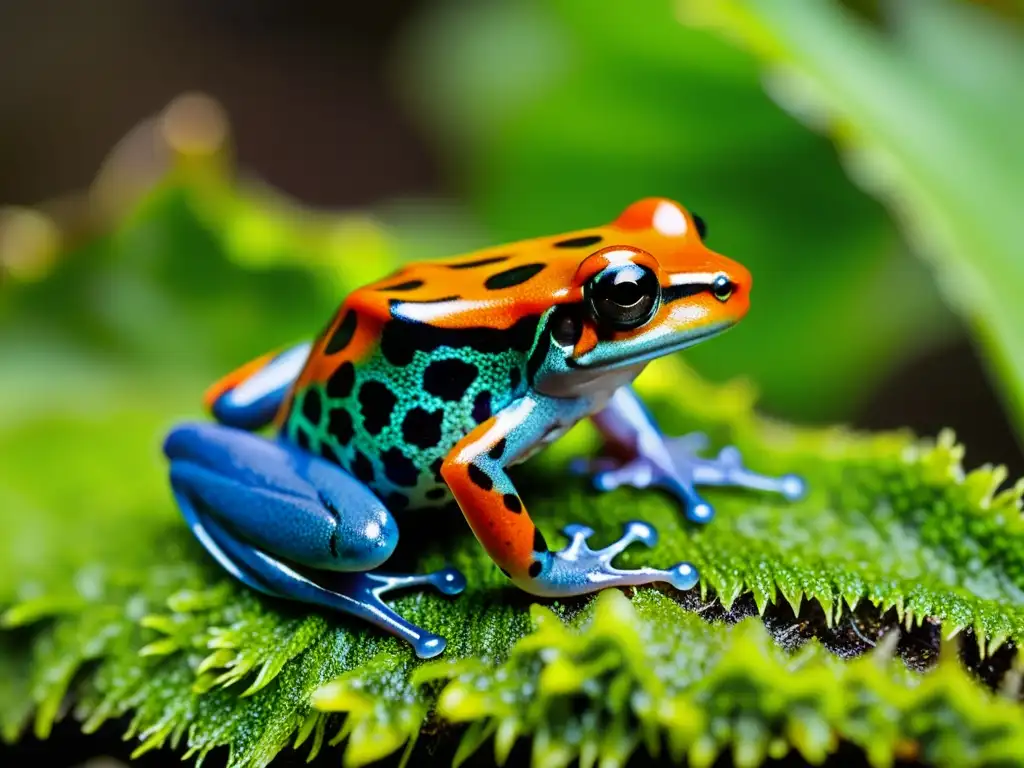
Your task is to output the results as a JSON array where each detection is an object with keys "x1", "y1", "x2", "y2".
[{"x1": 164, "y1": 198, "x2": 805, "y2": 657}]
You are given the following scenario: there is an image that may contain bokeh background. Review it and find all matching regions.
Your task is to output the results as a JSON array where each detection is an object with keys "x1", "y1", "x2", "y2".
[{"x1": 2, "y1": 0, "x2": 1024, "y2": 762}]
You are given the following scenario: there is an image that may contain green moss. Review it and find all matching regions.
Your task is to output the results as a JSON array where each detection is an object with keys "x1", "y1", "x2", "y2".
[{"x1": 420, "y1": 589, "x2": 1024, "y2": 768}]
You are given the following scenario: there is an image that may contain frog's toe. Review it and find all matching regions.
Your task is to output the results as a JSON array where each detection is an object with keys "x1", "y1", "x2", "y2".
[
  {"x1": 686, "y1": 501, "x2": 714, "y2": 524},
  {"x1": 526, "y1": 520, "x2": 700, "y2": 597},
  {"x1": 432, "y1": 566, "x2": 467, "y2": 595},
  {"x1": 667, "y1": 562, "x2": 700, "y2": 591},
  {"x1": 576, "y1": 452, "x2": 717, "y2": 525},
  {"x1": 681, "y1": 440, "x2": 808, "y2": 503},
  {"x1": 415, "y1": 634, "x2": 448, "y2": 659},
  {"x1": 363, "y1": 566, "x2": 467, "y2": 598},
  {"x1": 779, "y1": 474, "x2": 808, "y2": 501},
  {"x1": 623, "y1": 520, "x2": 657, "y2": 548},
  {"x1": 573, "y1": 454, "x2": 657, "y2": 492}
]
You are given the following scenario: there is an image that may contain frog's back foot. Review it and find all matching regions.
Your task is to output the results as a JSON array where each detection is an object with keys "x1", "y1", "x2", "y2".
[
  {"x1": 575, "y1": 432, "x2": 807, "y2": 523},
  {"x1": 180, "y1": 503, "x2": 463, "y2": 658},
  {"x1": 166, "y1": 421, "x2": 464, "y2": 657}
]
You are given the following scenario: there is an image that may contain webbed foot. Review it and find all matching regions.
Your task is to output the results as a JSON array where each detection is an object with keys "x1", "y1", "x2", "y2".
[
  {"x1": 320, "y1": 567, "x2": 467, "y2": 657},
  {"x1": 185, "y1": 507, "x2": 466, "y2": 658},
  {"x1": 573, "y1": 434, "x2": 805, "y2": 524},
  {"x1": 528, "y1": 520, "x2": 698, "y2": 597}
]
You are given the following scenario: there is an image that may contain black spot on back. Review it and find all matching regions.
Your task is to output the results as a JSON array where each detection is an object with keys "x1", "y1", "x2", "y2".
[
  {"x1": 328, "y1": 408, "x2": 355, "y2": 445},
  {"x1": 472, "y1": 391, "x2": 492, "y2": 424},
  {"x1": 554, "y1": 234, "x2": 603, "y2": 249},
  {"x1": 528, "y1": 561, "x2": 543, "y2": 578},
  {"x1": 449, "y1": 255, "x2": 510, "y2": 270},
  {"x1": 426, "y1": 488, "x2": 448, "y2": 501},
  {"x1": 402, "y1": 407, "x2": 443, "y2": 449},
  {"x1": 485, "y1": 263, "x2": 546, "y2": 291},
  {"x1": 509, "y1": 366, "x2": 522, "y2": 392},
  {"x1": 379, "y1": 315, "x2": 540, "y2": 367},
  {"x1": 358, "y1": 381, "x2": 397, "y2": 435},
  {"x1": 424, "y1": 359, "x2": 478, "y2": 401},
  {"x1": 294, "y1": 426, "x2": 311, "y2": 451},
  {"x1": 533, "y1": 529, "x2": 549, "y2": 553},
  {"x1": 488, "y1": 438, "x2": 506, "y2": 460},
  {"x1": 324, "y1": 310, "x2": 357, "y2": 355},
  {"x1": 468, "y1": 464, "x2": 493, "y2": 491},
  {"x1": 382, "y1": 447, "x2": 419, "y2": 487},
  {"x1": 378, "y1": 279, "x2": 424, "y2": 292},
  {"x1": 326, "y1": 362, "x2": 355, "y2": 399},
  {"x1": 301, "y1": 389, "x2": 323, "y2": 426},
  {"x1": 503, "y1": 493, "x2": 522, "y2": 513},
  {"x1": 352, "y1": 450, "x2": 375, "y2": 483}
]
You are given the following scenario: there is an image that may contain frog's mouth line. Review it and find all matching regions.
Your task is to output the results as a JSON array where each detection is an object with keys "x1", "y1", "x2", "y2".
[{"x1": 567, "y1": 321, "x2": 732, "y2": 372}]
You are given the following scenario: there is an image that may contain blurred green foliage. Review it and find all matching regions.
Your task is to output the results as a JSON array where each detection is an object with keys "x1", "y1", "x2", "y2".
[
  {"x1": 678, "y1": 0, "x2": 1024, "y2": 446},
  {"x1": 423, "y1": 589, "x2": 1024, "y2": 768}
]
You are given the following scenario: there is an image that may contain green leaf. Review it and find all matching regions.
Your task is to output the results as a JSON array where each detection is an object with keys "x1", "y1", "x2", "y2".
[
  {"x1": 393, "y1": 0, "x2": 955, "y2": 420},
  {"x1": 677, "y1": 0, "x2": 1024, "y2": 436}
]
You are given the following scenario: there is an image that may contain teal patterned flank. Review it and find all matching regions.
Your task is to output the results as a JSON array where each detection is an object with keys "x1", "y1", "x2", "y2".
[{"x1": 286, "y1": 343, "x2": 527, "y2": 512}]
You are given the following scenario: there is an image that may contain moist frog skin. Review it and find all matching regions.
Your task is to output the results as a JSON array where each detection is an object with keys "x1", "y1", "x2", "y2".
[{"x1": 164, "y1": 197, "x2": 805, "y2": 658}]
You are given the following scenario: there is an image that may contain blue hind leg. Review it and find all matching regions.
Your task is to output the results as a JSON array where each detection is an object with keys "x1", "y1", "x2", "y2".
[{"x1": 164, "y1": 423, "x2": 465, "y2": 658}]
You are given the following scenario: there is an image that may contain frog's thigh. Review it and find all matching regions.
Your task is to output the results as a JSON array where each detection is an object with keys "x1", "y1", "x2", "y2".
[{"x1": 165, "y1": 422, "x2": 397, "y2": 572}]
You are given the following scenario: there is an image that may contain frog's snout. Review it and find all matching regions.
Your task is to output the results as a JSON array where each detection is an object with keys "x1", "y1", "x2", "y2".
[{"x1": 712, "y1": 253, "x2": 752, "y2": 322}]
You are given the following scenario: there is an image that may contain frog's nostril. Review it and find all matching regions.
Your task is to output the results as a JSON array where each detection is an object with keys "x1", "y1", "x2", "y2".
[{"x1": 711, "y1": 274, "x2": 735, "y2": 303}]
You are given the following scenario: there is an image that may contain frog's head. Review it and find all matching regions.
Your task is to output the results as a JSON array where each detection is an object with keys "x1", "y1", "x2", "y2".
[{"x1": 531, "y1": 197, "x2": 751, "y2": 397}]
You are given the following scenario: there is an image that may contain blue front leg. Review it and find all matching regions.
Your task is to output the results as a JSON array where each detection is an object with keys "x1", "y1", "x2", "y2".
[
  {"x1": 164, "y1": 423, "x2": 465, "y2": 658},
  {"x1": 576, "y1": 387, "x2": 805, "y2": 523}
]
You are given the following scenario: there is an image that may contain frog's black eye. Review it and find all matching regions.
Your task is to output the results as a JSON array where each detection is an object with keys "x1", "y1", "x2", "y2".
[
  {"x1": 711, "y1": 273, "x2": 734, "y2": 302},
  {"x1": 693, "y1": 214, "x2": 707, "y2": 240},
  {"x1": 585, "y1": 263, "x2": 661, "y2": 331}
]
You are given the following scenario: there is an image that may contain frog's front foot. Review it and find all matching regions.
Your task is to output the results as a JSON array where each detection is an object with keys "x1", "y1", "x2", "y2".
[
  {"x1": 572, "y1": 433, "x2": 805, "y2": 524},
  {"x1": 526, "y1": 520, "x2": 699, "y2": 597}
]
